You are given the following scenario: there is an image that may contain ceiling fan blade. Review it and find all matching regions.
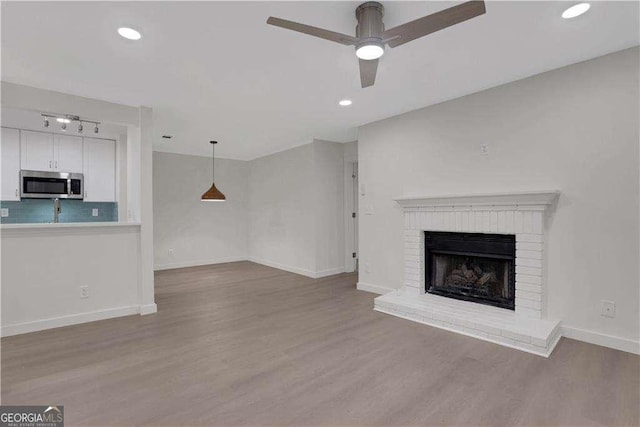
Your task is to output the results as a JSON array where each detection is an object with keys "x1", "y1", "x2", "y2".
[
  {"x1": 383, "y1": 1, "x2": 486, "y2": 48},
  {"x1": 359, "y1": 58, "x2": 378, "y2": 88},
  {"x1": 267, "y1": 17, "x2": 357, "y2": 46}
]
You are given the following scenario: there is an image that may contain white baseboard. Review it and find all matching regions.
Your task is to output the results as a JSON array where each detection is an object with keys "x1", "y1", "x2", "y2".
[
  {"x1": 140, "y1": 303, "x2": 158, "y2": 315},
  {"x1": 357, "y1": 282, "x2": 396, "y2": 295},
  {"x1": 248, "y1": 257, "x2": 344, "y2": 279},
  {"x1": 249, "y1": 257, "x2": 316, "y2": 278},
  {"x1": 315, "y1": 267, "x2": 346, "y2": 278},
  {"x1": 154, "y1": 256, "x2": 247, "y2": 271},
  {"x1": 561, "y1": 325, "x2": 640, "y2": 355},
  {"x1": 1, "y1": 305, "x2": 140, "y2": 337}
]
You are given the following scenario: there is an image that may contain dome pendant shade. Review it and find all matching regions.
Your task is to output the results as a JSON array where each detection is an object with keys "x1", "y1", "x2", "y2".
[
  {"x1": 201, "y1": 182, "x2": 226, "y2": 201},
  {"x1": 201, "y1": 140, "x2": 226, "y2": 202}
]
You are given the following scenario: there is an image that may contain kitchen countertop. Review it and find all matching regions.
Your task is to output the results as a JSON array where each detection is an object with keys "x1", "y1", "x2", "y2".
[{"x1": 0, "y1": 222, "x2": 141, "y2": 230}]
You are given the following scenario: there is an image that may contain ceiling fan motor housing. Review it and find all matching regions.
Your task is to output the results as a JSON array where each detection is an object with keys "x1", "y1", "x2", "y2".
[{"x1": 355, "y1": 2, "x2": 385, "y2": 50}]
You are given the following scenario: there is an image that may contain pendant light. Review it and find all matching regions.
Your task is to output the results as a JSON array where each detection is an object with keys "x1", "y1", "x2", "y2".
[{"x1": 201, "y1": 140, "x2": 226, "y2": 202}]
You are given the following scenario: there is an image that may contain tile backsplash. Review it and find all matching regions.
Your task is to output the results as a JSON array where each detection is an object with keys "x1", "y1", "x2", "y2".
[{"x1": 0, "y1": 199, "x2": 118, "y2": 224}]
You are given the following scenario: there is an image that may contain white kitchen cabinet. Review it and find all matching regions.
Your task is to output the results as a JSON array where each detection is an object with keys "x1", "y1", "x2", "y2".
[
  {"x1": 83, "y1": 137, "x2": 116, "y2": 202},
  {"x1": 20, "y1": 130, "x2": 54, "y2": 171},
  {"x1": 53, "y1": 134, "x2": 83, "y2": 172},
  {"x1": 1, "y1": 127, "x2": 21, "y2": 201}
]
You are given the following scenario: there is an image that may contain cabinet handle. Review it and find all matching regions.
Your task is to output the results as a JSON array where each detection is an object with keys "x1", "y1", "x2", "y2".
[
  {"x1": 55, "y1": 161, "x2": 58, "y2": 169},
  {"x1": 15, "y1": 189, "x2": 18, "y2": 197},
  {"x1": 49, "y1": 160, "x2": 52, "y2": 169}
]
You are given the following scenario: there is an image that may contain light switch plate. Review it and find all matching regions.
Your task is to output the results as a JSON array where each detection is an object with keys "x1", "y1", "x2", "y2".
[
  {"x1": 480, "y1": 143, "x2": 489, "y2": 156},
  {"x1": 0, "y1": 208, "x2": 8, "y2": 218},
  {"x1": 92, "y1": 208, "x2": 99, "y2": 217}
]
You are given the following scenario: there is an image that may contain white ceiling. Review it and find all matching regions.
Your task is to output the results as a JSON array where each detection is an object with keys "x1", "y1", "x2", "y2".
[{"x1": 2, "y1": 1, "x2": 638, "y2": 160}]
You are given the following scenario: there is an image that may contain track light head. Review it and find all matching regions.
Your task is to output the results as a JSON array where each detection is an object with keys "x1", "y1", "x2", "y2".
[
  {"x1": 78, "y1": 122, "x2": 83, "y2": 133},
  {"x1": 94, "y1": 124, "x2": 99, "y2": 134},
  {"x1": 43, "y1": 117, "x2": 49, "y2": 128},
  {"x1": 61, "y1": 123, "x2": 67, "y2": 131}
]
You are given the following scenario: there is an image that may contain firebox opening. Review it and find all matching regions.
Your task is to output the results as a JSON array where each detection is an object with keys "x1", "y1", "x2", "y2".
[{"x1": 425, "y1": 232, "x2": 516, "y2": 310}]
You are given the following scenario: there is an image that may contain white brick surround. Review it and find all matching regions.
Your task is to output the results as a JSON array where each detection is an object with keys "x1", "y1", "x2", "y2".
[{"x1": 374, "y1": 191, "x2": 562, "y2": 357}]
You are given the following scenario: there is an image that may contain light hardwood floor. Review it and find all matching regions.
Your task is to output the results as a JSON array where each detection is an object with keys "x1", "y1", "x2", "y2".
[{"x1": 2, "y1": 261, "x2": 638, "y2": 426}]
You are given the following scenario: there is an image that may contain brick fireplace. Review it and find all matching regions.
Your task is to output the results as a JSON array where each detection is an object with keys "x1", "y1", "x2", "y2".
[{"x1": 374, "y1": 191, "x2": 562, "y2": 357}]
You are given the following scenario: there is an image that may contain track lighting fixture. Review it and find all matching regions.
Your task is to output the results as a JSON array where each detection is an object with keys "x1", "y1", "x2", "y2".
[{"x1": 41, "y1": 113, "x2": 100, "y2": 134}]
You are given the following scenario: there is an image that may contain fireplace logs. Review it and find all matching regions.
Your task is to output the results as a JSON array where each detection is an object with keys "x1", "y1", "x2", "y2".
[{"x1": 443, "y1": 260, "x2": 500, "y2": 297}]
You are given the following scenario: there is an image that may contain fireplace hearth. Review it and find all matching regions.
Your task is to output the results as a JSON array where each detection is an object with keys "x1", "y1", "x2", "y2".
[{"x1": 425, "y1": 231, "x2": 516, "y2": 310}]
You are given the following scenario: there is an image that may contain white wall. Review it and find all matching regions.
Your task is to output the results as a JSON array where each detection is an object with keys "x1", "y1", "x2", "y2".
[
  {"x1": 358, "y1": 47, "x2": 639, "y2": 347},
  {"x1": 246, "y1": 140, "x2": 349, "y2": 277},
  {"x1": 1, "y1": 225, "x2": 141, "y2": 336},
  {"x1": 313, "y1": 140, "x2": 346, "y2": 275},
  {"x1": 153, "y1": 152, "x2": 248, "y2": 269},
  {"x1": 248, "y1": 143, "x2": 317, "y2": 276}
]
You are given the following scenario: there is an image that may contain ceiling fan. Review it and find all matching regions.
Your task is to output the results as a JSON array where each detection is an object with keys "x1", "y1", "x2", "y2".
[{"x1": 267, "y1": 1, "x2": 486, "y2": 88}]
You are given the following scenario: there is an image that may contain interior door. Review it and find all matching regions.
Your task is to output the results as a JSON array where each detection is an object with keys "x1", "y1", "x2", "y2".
[
  {"x1": 352, "y1": 162, "x2": 359, "y2": 271},
  {"x1": 345, "y1": 161, "x2": 359, "y2": 273},
  {"x1": 1, "y1": 127, "x2": 21, "y2": 201},
  {"x1": 21, "y1": 130, "x2": 53, "y2": 171},
  {"x1": 54, "y1": 134, "x2": 83, "y2": 172}
]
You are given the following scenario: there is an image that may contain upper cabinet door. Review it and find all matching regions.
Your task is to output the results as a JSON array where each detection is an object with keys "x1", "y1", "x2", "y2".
[
  {"x1": 83, "y1": 137, "x2": 116, "y2": 202},
  {"x1": 1, "y1": 127, "x2": 21, "y2": 201},
  {"x1": 54, "y1": 134, "x2": 83, "y2": 172},
  {"x1": 21, "y1": 130, "x2": 54, "y2": 171}
]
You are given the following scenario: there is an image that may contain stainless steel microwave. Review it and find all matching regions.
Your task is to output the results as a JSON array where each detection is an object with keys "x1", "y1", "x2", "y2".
[{"x1": 20, "y1": 170, "x2": 84, "y2": 199}]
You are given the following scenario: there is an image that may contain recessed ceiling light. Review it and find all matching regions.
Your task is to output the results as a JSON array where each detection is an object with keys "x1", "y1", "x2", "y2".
[
  {"x1": 562, "y1": 3, "x2": 590, "y2": 19},
  {"x1": 355, "y1": 44, "x2": 384, "y2": 60},
  {"x1": 118, "y1": 27, "x2": 142, "y2": 40},
  {"x1": 339, "y1": 99, "x2": 352, "y2": 106}
]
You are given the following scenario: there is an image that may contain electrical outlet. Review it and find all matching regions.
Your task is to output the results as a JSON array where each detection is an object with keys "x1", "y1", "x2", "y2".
[
  {"x1": 601, "y1": 300, "x2": 615, "y2": 318},
  {"x1": 0, "y1": 208, "x2": 8, "y2": 217},
  {"x1": 80, "y1": 286, "x2": 89, "y2": 299},
  {"x1": 168, "y1": 248, "x2": 174, "y2": 257},
  {"x1": 92, "y1": 208, "x2": 99, "y2": 217},
  {"x1": 480, "y1": 143, "x2": 489, "y2": 156}
]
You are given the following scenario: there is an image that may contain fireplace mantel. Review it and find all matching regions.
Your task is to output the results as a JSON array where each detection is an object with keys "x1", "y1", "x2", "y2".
[{"x1": 394, "y1": 191, "x2": 560, "y2": 210}]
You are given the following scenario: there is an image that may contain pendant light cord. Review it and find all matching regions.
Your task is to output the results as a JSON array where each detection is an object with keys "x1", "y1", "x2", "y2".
[{"x1": 211, "y1": 140, "x2": 217, "y2": 182}]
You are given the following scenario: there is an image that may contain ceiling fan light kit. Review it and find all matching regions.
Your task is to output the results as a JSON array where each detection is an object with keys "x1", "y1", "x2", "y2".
[{"x1": 267, "y1": 1, "x2": 486, "y2": 88}]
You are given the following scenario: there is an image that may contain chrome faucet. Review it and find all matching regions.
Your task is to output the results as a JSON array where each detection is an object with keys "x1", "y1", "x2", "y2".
[{"x1": 53, "y1": 198, "x2": 61, "y2": 223}]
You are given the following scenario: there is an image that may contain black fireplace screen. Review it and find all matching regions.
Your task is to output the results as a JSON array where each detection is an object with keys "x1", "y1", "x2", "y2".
[{"x1": 425, "y1": 232, "x2": 515, "y2": 310}]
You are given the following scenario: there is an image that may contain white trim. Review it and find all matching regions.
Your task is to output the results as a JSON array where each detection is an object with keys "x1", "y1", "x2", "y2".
[
  {"x1": 562, "y1": 325, "x2": 640, "y2": 355},
  {"x1": 139, "y1": 303, "x2": 158, "y2": 315},
  {"x1": 315, "y1": 267, "x2": 346, "y2": 278},
  {"x1": 248, "y1": 257, "x2": 344, "y2": 279},
  {"x1": 394, "y1": 190, "x2": 560, "y2": 209},
  {"x1": 357, "y1": 282, "x2": 396, "y2": 295},
  {"x1": 248, "y1": 257, "x2": 317, "y2": 278},
  {"x1": 154, "y1": 256, "x2": 247, "y2": 271},
  {"x1": 1, "y1": 305, "x2": 139, "y2": 337}
]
